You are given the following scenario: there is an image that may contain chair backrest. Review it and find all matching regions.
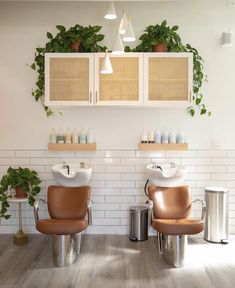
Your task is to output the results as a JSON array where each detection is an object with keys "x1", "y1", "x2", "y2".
[
  {"x1": 148, "y1": 185, "x2": 191, "y2": 219},
  {"x1": 47, "y1": 186, "x2": 91, "y2": 220}
]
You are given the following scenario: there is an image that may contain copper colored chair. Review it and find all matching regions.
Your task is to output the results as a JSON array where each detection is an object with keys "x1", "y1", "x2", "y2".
[
  {"x1": 147, "y1": 185, "x2": 206, "y2": 267},
  {"x1": 34, "y1": 186, "x2": 92, "y2": 267}
]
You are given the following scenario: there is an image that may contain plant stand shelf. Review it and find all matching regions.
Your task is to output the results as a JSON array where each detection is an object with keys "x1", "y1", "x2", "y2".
[
  {"x1": 48, "y1": 143, "x2": 96, "y2": 151},
  {"x1": 138, "y1": 143, "x2": 188, "y2": 151}
]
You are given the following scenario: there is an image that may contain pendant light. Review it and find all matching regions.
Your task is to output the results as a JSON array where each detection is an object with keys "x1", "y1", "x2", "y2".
[
  {"x1": 100, "y1": 50, "x2": 113, "y2": 74},
  {"x1": 118, "y1": 10, "x2": 128, "y2": 35},
  {"x1": 112, "y1": 32, "x2": 124, "y2": 55},
  {"x1": 123, "y1": 17, "x2": 136, "y2": 42},
  {"x1": 104, "y1": 1, "x2": 117, "y2": 20}
]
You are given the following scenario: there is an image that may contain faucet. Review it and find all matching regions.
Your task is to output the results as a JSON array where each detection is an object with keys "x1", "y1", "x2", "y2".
[{"x1": 61, "y1": 162, "x2": 70, "y2": 175}]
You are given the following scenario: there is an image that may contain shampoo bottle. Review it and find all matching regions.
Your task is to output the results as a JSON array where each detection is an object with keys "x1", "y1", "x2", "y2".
[
  {"x1": 154, "y1": 131, "x2": 161, "y2": 144},
  {"x1": 72, "y1": 129, "x2": 79, "y2": 144},
  {"x1": 87, "y1": 130, "x2": 94, "y2": 144},
  {"x1": 65, "y1": 129, "x2": 72, "y2": 144},
  {"x1": 141, "y1": 131, "x2": 148, "y2": 143},
  {"x1": 169, "y1": 130, "x2": 176, "y2": 144},
  {"x1": 57, "y1": 129, "x2": 65, "y2": 144},
  {"x1": 161, "y1": 130, "x2": 168, "y2": 144},
  {"x1": 147, "y1": 130, "x2": 155, "y2": 143},
  {"x1": 177, "y1": 131, "x2": 185, "y2": 143},
  {"x1": 79, "y1": 128, "x2": 86, "y2": 144},
  {"x1": 50, "y1": 128, "x2": 57, "y2": 144}
]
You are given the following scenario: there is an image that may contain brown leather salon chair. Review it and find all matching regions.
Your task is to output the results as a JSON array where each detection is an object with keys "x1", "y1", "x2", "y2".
[
  {"x1": 148, "y1": 185, "x2": 206, "y2": 267},
  {"x1": 34, "y1": 186, "x2": 92, "y2": 267}
]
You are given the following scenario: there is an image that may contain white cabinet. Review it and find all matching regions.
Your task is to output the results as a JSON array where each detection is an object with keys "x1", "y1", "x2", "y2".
[
  {"x1": 94, "y1": 53, "x2": 143, "y2": 106},
  {"x1": 45, "y1": 53, "x2": 94, "y2": 106},
  {"x1": 45, "y1": 52, "x2": 193, "y2": 108},
  {"x1": 144, "y1": 53, "x2": 193, "y2": 107}
]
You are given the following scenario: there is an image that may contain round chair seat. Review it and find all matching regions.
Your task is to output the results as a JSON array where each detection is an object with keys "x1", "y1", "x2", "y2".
[
  {"x1": 36, "y1": 219, "x2": 88, "y2": 235},
  {"x1": 152, "y1": 218, "x2": 204, "y2": 235}
]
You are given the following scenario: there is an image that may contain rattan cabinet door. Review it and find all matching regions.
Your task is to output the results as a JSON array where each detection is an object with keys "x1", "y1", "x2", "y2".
[
  {"x1": 45, "y1": 53, "x2": 93, "y2": 106},
  {"x1": 94, "y1": 53, "x2": 143, "y2": 105},
  {"x1": 144, "y1": 53, "x2": 193, "y2": 107}
]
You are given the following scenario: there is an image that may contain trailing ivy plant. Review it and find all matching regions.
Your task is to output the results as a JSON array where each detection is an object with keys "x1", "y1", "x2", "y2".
[
  {"x1": 31, "y1": 24, "x2": 106, "y2": 116},
  {"x1": 125, "y1": 20, "x2": 211, "y2": 117}
]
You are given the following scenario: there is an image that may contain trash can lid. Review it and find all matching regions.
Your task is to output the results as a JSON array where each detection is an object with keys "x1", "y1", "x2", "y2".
[
  {"x1": 205, "y1": 187, "x2": 229, "y2": 193},
  {"x1": 130, "y1": 205, "x2": 148, "y2": 212}
]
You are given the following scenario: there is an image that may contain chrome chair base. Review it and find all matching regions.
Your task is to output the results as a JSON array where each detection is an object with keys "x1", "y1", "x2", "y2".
[
  {"x1": 52, "y1": 233, "x2": 82, "y2": 267},
  {"x1": 157, "y1": 233, "x2": 187, "y2": 268}
]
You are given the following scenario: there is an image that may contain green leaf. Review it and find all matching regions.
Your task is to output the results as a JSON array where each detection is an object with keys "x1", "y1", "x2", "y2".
[
  {"x1": 56, "y1": 25, "x2": 66, "y2": 32},
  {"x1": 47, "y1": 32, "x2": 53, "y2": 39},
  {"x1": 31, "y1": 63, "x2": 36, "y2": 70}
]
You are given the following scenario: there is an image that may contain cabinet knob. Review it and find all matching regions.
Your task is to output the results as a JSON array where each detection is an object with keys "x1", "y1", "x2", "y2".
[{"x1": 96, "y1": 91, "x2": 98, "y2": 103}]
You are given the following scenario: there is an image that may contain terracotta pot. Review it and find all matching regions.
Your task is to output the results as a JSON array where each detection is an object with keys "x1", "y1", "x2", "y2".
[
  {"x1": 15, "y1": 186, "x2": 27, "y2": 198},
  {"x1": 152, "y1": 43, "x2": 168, "y2": 52},
  {"x1": 69, "y1": 40, "x2": 80, "y2": 52}
]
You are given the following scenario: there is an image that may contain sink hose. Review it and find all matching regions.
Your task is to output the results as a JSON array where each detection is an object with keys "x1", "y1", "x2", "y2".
[{"x1": 144, "y1": 179, "x2": 150, "y2": 197}]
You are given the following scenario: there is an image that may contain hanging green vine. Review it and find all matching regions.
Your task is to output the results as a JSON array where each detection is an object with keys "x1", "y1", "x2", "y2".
[
  {"x1": 31, "y1": 24, "x2": 106, "y2": 116},
  {"x1": 126, "y1": 20, "x2": 211, "y2": 117}
]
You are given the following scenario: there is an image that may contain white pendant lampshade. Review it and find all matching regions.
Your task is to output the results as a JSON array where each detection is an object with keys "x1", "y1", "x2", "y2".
[
  {"x1": 100, "y1": 50, "x2": 113, "y2": 74},
  {"x1": 104, "y1": 1, "x2": 117, "y2": 20},
  {"x1": 112, "y1": 32, "x2": 124, "y2": 55},
  {"x1": 123, "y1": 17, "x2": 136, "y2": 42},
  {"x1": 118, "y1": 10, "x2": 128, "y2": 35}
]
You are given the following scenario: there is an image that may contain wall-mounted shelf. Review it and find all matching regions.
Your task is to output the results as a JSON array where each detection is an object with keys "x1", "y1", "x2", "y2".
[
  {"x1": 138, "y1": 143, "x2": 188, "y2": 151},
  {"x1": 48, "y1": 143, "x2": 96, "y2": 151}
]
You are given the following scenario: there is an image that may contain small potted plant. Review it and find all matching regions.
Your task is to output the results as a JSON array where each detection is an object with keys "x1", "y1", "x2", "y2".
[
  {"x1": 134, "y1": 20, "x2": 184, "y2": 52},
  {"x1": 0, "y1": 167, "x2": 41, "y2": 219}
]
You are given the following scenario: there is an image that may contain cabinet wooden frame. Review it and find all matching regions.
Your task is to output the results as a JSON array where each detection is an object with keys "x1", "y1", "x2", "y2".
[
  {"x1": 45, "y1": 53, "x2": 94, "y2": 106},
  {"x1": 143, "y1": 52, "x2": 193, "y2": 108},
  {"x1": 94, "y1": 53, "x2": 144, "y2": 106}
]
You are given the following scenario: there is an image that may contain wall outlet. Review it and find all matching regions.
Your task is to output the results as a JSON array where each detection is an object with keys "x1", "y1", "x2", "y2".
[{"x1": 227, "y1": 0, "x2": 235, "y2": 8}]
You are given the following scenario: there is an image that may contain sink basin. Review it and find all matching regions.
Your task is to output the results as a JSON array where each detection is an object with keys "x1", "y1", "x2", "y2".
[
  {"x1": 146, "y1": 162, "x2": 187, "y2": 187},
  {"x1": 52, "y1": 163, "x2": 92, "y2": 187}
]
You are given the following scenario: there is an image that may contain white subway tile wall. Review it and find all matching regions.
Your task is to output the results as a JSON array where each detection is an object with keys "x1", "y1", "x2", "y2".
[{"x1": 0, "y1": 149, "x2": 234, "y2": 235}]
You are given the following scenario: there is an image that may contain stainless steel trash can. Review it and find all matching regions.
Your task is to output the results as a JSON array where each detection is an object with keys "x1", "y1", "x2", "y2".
[
  {"x1": 204, "y1": 187, "x2": 229, "y2": 244},
  {"x1": 129, "y1": 206, "x2": 148, "y2": 241}
]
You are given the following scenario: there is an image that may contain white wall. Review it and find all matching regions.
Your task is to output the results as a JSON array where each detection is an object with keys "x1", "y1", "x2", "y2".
[
  {"x1": 0, "y1": 0, "x2": 234, "y2": 150},
  {"x1": 1, "y1": 1, "x2": 235, "y2": 235}
]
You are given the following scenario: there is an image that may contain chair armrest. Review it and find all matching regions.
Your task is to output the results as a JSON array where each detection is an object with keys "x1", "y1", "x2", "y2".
[
  {"x1": 34, "y1": 199, "x2": 47, "y2": 223},
  {"x1": 87, "y1": 199, "x2": 92, "y2": 226},
  {"x1": 192, "y1": 199, "x2": 206, "y2": 220},
  {"x1": 146, "y1": 199, "x2": 154, "y2": 227}
]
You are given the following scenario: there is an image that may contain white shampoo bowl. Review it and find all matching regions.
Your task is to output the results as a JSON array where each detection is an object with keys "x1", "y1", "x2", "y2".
[
  {"x1": 52, "y1": 163, "x2": 92, "y2": 187},
  {"x1": 146, "y1": 162, "x2": 187, "y2": 187}
]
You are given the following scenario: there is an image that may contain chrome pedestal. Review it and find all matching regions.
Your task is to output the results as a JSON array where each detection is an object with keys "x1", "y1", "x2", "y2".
[
  {"x1": 52, "y1": 233, "x2": 82, "y2": 267},
  {"x1": 158, "y1": 233, "x2": 187, "y2": 268}
]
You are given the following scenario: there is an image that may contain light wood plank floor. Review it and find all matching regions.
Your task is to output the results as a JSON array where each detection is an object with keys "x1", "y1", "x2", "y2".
[{"x1": 0, "y1": 235, "x2": 235, "y2": 288}]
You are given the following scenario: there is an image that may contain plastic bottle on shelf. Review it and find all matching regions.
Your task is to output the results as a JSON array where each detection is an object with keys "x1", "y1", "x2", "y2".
[
  {"x1": 79, "y1": 128, "x2": 86, "y2": 144},
  {"x1": 177, "y1": 131, "x2": 185, "y2": 143},
  {"x1": 161, "y1": 130, "x2": 168, "y2": 144},
  {"x1": 65, "y1": 129, "x2": 72, "y2": 144},
  {"x1": 169, "y1": 130, "x2": 177, "y2": 144},
  {"x1": 141, "y1": 131, "x2": 148, "y2": 143},
  {"x1": 50, "y1": 128, "x2": 57, "y2": 144},
  {"x1": 57, "y1": 129, "x2": 65, "y2": 144},
  {"x1": 154, "y1": 130, "x2": 161, "y2": 144},
  {"x1": 147, "y1": 130, "x2": 155, "y2": 143},
  {"x1": 87, "y1": 130, "x2": 94, "y2": 144},
  {"x1": 72, "y1": 128, "x2": 79, "y2": 144}
]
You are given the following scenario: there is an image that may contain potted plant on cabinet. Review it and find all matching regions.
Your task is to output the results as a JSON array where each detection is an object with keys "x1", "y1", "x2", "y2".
[
  {"x1": 0, "y1": 167, "x2": 41, "y2": 219},
  {"x1": 133, "y1": 20, "x2": 184, "y2": 52}
]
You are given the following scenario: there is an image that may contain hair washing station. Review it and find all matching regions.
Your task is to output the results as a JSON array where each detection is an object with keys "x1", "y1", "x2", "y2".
[
  {"x1": 34, "y1": 186, "x2": 92, "y2": 267},
  {"x1": 147, "y1": 185, "x2": 206, "y2": 268}
]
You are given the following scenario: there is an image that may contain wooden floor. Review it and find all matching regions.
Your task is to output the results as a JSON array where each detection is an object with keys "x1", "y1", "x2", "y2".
[{"x1": 0, "y1": 235, "x2": 235, "y2": 288}]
